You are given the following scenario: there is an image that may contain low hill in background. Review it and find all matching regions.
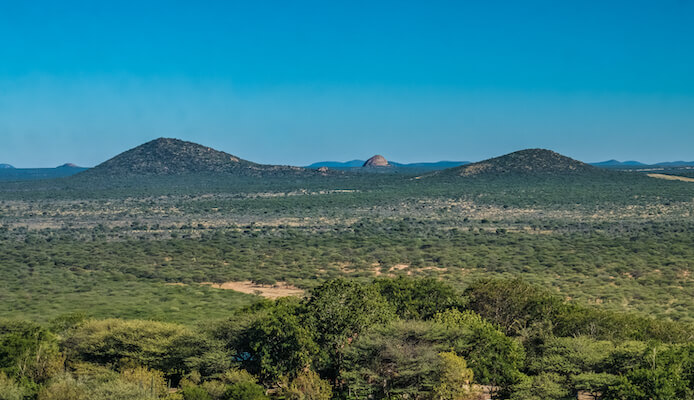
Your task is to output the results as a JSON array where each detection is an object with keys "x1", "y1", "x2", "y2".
[
  {"x1": 0, "y1": 163, "x2": 87, "y2": 181},
  {"x1": 77, "y1": 138, "x2": 312, "y2": 178},
  {"x1": 591, "y1": 159, "x2": 646, "y2": 167},
  {"x1": 307, "y1": 159, "x2": 469, "y2": 171},
  {"x1": 433, "y1": 148, "x2": 600, "y2": 178}
]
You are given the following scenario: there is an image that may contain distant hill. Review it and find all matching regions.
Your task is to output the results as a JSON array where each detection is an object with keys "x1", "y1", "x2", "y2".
[
  {"x1": 363, "y1": 155, "x2": 390, "y2": 167},
  {"x1": 307, "y1": 160, "x2": 366, "y2": 169},
  {"x1": 591, "y1": 160, "x2": 646, "y2": 167},
  {"x1": 0, "y1": 164, "x2": 87, "y2": 181},
  {"x1": 390, "y1": 161, "x2": 469, "y2": 170},
  {"x1": 0, "y1": 164, "x2": 14, "y2": 169},
  {"x1": 653, "y1": 161, "x2": 694, "y2": 167},
  {"x1": 79, "y1": 138, "x2": 310, "y2": 177},
  {"x1": 307, "y1": 159, "x2": 469, "y2": 171},
  {"x1": 433, "y1": 149, "x2": 598, "y2": 178}
]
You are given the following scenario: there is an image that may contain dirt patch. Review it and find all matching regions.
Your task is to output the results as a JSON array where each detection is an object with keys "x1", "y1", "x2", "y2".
[
  {"x1": 201, "y1": 281, "x2": 304, "y2": 299},
  {"x1": 647, "y1": 173, "x2": 694, "y2": 183},
  {"x1": 418, "y1": 266, "x2": 448, "y2": 272},
  {"x1": 389, "y1": 264, "x2": 410, "y2": 272}
]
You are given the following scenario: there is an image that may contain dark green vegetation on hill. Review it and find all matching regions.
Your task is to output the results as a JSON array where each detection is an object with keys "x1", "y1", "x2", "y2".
[
  {"x1": 431, "y1": 149, "x2": 599, "y2": 178},
  {"x1": 1, "y1": 141, "x2": 694, "y2": 399},
  {"x1": 79, "y1": 138, "x2": 317, "y2": 178}
]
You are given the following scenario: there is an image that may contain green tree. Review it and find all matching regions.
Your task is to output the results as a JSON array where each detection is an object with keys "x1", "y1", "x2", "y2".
[
  {"x1": 432, "y1": 352, "x2": 478, "y2": 400},
  {"x1": 281, "y1": 370, "x2": 333, "y2": 400},
  {"x1": 238, "y1": 298, "x2": 317, "y2": 384},
  {"x1": 372, "y1": 277, "x2": 464, "y2": 320},
  {"x1": 572, "y1": 372, "x2": 619, "y2": 400},
  {"x1": 306, "y1": 279, "x2": 395, "y2": 381},
  {"x1": 0, "y1": 319, "x2": 63, "y2": 384},
  {"x1": 433, "y1": 309, "x2": 524, "y2": 395},
  {"x1": 343, "y1": 320, "x2": 472, "y2": 400},
  {"x1": 509, "y1": 373, "x2": 569, "y2": 400}
]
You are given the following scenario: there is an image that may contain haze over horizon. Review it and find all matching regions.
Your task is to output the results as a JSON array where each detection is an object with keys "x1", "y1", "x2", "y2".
[{"x1": 1, "y1": 1, "x2": 693, "y2": 167}]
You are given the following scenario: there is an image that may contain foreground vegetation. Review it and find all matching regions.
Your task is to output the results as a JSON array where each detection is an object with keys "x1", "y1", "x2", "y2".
[
  {"x1": 3, "y1": 277, "x2": 694, "y2": 400},
  {"x1": 2, "y1": 218, "x2": 694, "y2": 323},
  {"x1": 1, "y1": 163, "x2": 694, "y2": 398}
]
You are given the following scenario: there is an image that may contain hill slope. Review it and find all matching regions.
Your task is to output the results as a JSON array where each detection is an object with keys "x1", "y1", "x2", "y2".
[
  {"x1": 80, "y1": 138, "x2": 307, "y2": 177},
  {"x1": 435, "y1": 149, "x2": 599, "y2": 177}
]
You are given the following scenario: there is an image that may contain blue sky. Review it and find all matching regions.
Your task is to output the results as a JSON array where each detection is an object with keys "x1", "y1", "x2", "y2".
[{"x1": 1, "y1": 1, "x2": 693, "y2": 167}]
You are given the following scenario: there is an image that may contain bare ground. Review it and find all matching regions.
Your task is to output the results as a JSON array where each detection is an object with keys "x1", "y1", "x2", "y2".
[
  {"x1": 200, "y1": 281, "x2": 304, "y2": 299},
  {"x1": 648, "y1": 173, "x2": 694, "y2": 183}
]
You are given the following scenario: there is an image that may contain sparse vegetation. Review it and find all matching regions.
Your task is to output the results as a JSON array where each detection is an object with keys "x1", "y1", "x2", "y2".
[{"x1": 1, "y1": 143, "x2": 693, "y2": 399}]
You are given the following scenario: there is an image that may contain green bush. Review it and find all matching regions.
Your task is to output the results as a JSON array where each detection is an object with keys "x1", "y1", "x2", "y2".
[
  {"x1": 222, "y1": 381, "x2": 267, "y2": 400},
  {"x1": 0, "y1": 372, "x2": 27, "y2": 400},
  {"x1": 181, "y1": 386, "x2": 212, "y2": 400}
]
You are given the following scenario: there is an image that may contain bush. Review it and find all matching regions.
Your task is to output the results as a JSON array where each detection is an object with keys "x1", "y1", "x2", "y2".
[
  {"x1": 119, "y1": 366, "x2": 168, "y2": 397},
  {"x1": 0, "y1": 372, "x2": 27, "y2": 400},
  {"x1": 63, "y1": 318, "x2": 217, "y2": 379},
  {"x1": 181, "y1": 386, "x2": 212, "y2": 400},
  {"x1": 282, "y1": 370, "x2": 332, "y2": 400},
  {"x1": 509, "y1": 373, "x2": 569, "y2": 400},
  {"x1": 38, "y1": 373, "x2": 88, "y2": 400},
  {"x1": 223, "y1": 381, "x2": 268, "y2": 400}
]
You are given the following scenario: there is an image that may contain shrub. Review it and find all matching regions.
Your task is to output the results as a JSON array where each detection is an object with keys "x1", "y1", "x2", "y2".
[
  {"x1": 0, "y1": 372, "x2": 27, "y2": 400},
  {"x1": 181, "y1": 385, "x2": 212, "y2": 400},
  {"x1": 223, "y1": 381, "x2": 268, "y2": 400},
  {"x1": 282, "y1": 370, "x2": 332, "y2": 400}
]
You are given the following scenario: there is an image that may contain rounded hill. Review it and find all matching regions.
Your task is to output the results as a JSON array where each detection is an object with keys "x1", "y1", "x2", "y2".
[
  {"x1": 78, "y1": 138, "x2": 311, "y2": 178},
  {"x1": 436, "y1": 149, "x2": 599, "y2": 178},
  {"x1": 363, "y1": 155, "x2": 390, "y2": 167}
]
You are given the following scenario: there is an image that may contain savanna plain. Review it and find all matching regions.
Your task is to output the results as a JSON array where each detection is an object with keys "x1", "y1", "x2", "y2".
[{"x1": 1, "y1": 140, "x2": 694, "y2": 400}]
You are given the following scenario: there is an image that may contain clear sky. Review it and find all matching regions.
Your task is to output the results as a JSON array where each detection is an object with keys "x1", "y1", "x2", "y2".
[{"x1": 1, "y1": 1, "x2": 693, "y2": 167}]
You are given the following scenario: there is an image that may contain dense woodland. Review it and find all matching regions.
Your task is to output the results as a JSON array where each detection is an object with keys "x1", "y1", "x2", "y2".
[
  {"x1": 2, "y1": 149, "x2": 694, "y2": 399},
  {"x1": 3, "y1": 277, "x2": 694, "y2": 400}
]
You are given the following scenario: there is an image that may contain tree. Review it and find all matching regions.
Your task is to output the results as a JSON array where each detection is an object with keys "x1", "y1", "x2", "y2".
[
  {"x1": 509, "y1": 373, "x2": 569, "y2": 400},
  {"x1": 372, "y1": 277, "x2": 465, "y2": 320},
  {"x1": 464, "y1": 279, "x2": 563, "y2": 336},
  {"x1": 0, "y1": 319, "x2": 63, "y2": 384},
  {"x1": 433, "y1": 309, "x2": 524, "y2": 395},
  {"x1": 281, "y1": 370, "x2": 333, "y2": 400},
  {"x1": 343, "y1": 320, "x2": 477, "y2": 400},
  {"x1": 572, "y1": 372, "x2": 619, "y2": 400},
  {"x1": 238, "y1": 298, "x2": 317, "y2": 384},
  {"x1": 63, "y1": 318, "x2": 211, "y2": 380},
  {"x1": 528, "y1": 336, "x2": 612, "y2": 377},
  {"x1": 432, "y1": 352, "x2": 479, "y2": 400},
  {"x1": 306, "y1": 279, "x2": 395, "y2": 381}
]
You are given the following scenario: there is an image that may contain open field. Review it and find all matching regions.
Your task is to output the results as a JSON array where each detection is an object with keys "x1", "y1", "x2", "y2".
[
  {"x1": 1, "y1": 170, "x2": 693, "y2": 323},
  {"x1": 2, "y1": 155, "x2": 694, "y2": 400},
  {"x1": 648, "y1": 173, "x2": 694, "y2": 183}
]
